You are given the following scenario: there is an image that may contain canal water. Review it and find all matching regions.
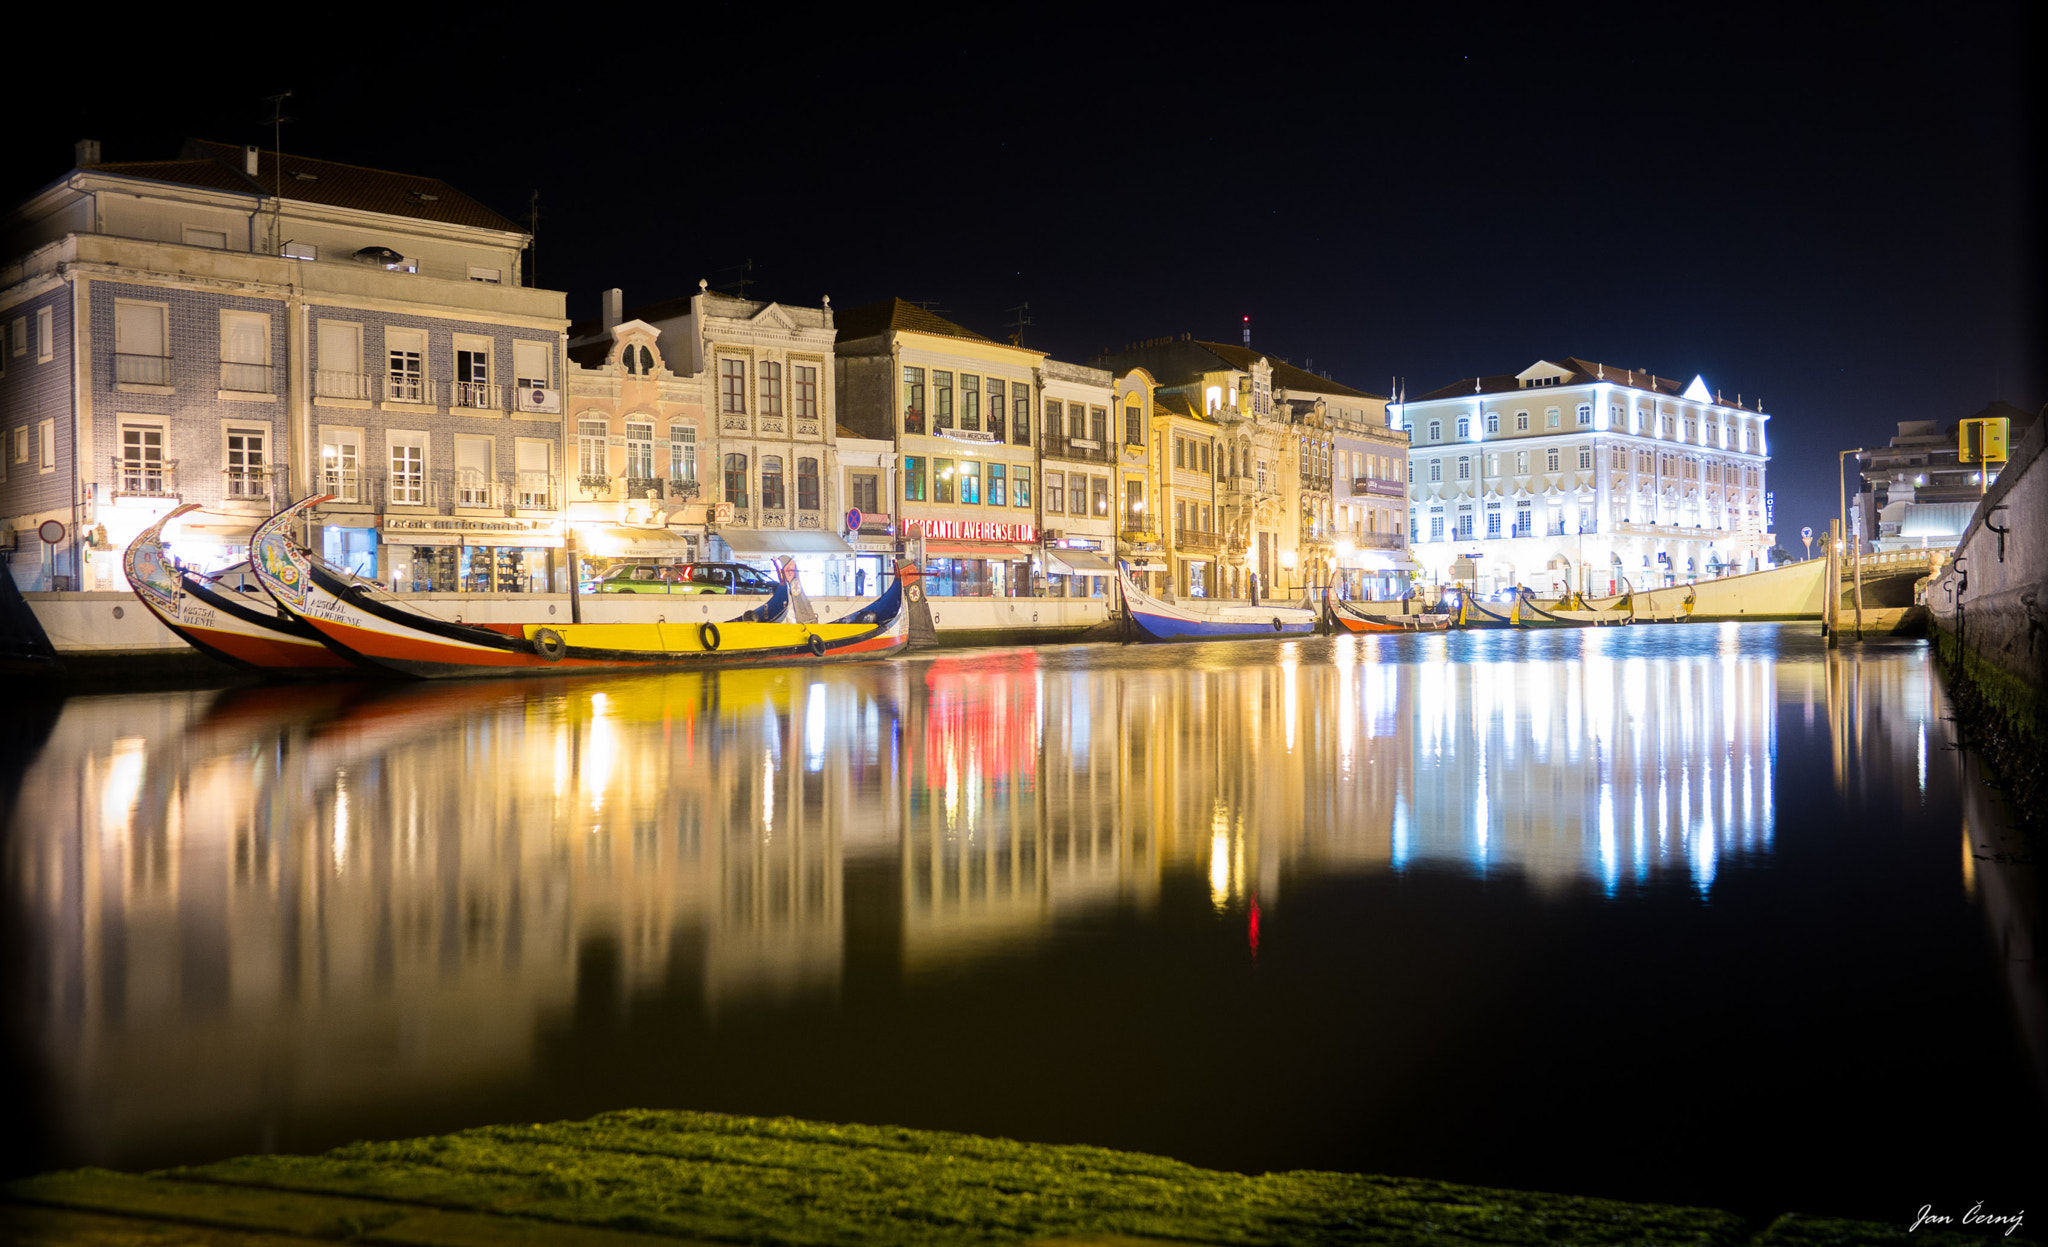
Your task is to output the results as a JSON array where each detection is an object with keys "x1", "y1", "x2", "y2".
[{"x1": 3, "y1": 624, "x2": 2041, "y2": 1223}]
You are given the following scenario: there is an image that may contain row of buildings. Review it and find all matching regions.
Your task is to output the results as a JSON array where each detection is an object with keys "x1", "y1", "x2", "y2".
[{"x1": 0, "y1": 137, "x2": 1774, "y2": 603}]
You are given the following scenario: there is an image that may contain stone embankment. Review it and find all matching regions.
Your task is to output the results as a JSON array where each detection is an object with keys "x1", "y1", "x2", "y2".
[
  {"x1": 1926, "y1": 414, "x2": 2046, "y2": 838},
  {"x1": 1, "y1": 1110, "x2": 2023, "y2": 1247}
]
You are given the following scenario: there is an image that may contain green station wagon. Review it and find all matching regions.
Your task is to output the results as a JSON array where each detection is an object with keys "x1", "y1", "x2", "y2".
[{"x1": 592, "y1": 562, "x2": 777, "y2": 595}]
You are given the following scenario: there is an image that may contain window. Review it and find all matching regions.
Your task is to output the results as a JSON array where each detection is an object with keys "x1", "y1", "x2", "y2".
[
  {"x1": 793, "y1": 364, "x2": 819, "y2": 419},
  {"x1": 720, "y1": 359, "x2": 747, "y2": 413},
  {"x1": 1578, "y1": 446, "x2": 1592, "y2": 470},
  {"x1": 1547, "y1": 447, "x2": 1560, "y2": 472},
  {"x1": 1013, "y1": 385, "x2": 1030, "y2": 444},
  {"x1": 1516, "y1": 450, "x2": 1528, "y2": 473},
  {"x1": 625, "y1": 421, "x2": 654, "y2": 479},
  {"x1": 1070, "y1": 402, "x2": 1088, "y2": 441},
  {"x1": 1013, "y1": 465, "x2": 1030, "y2": 507},
  {"x1": 1200, "y1": 443, "x2": 1210, "y2": 472},
  {"x1": 225, "y1": 427, "x2": 266, "y2": 498},
  {"x1": 387, "y1": 328, "x2": 425, "y2": 402},
  {"x1": 961, "y1": 374, "x2": 979, "y2": 431},
  {"x1": 36, "y1": 307, "x2": 53, "y2": 363},
  {"x1": 1515, "y1": 411, "x2": 1529, "y2": 431},
  {"x1": 933, "y1": 458, "x2": 955, "y2": 503},
  {"x1": 114, "y1": 301, "x2": 168, "y2": 384},
  {"x1": 1046, "y1": 470, "x2": 1064, "y2": 513},
  {"x1": 1577, "y1": 404, "x2": 1592, "y2": 426},
  {"x1": 1456, "y1": 416, "x2": 1469, "y2": 438},
  {"x1": 1126, "y1": 403, "x2": 1143, "y2": 446},
  {"x1": 453, "y1": 338, "x2": 492, "y2": 408},
  {"x1": 902, "y1": 367, "x2": 925, "y2": 434},
  {"x1": 1486, "y1": 412, "x2": 1499, "y2": 433},
  {"x1": 934, "y1": 371, "x2": 954, "y2": 428},
  {"x1": 321, "y1": 429, "x2": 362, "y2": 502},
  {"x1": 669, "y1": 425, "x2": 696, "y2": 484},
  {"x1": 282, "y1": 241, "x2": 317, "y2": 260},
  {"x1": 1091, "y1": 406, "x2": 1108, "y2": 445},
  {"x1": 1611, "y1": 447, "x2": 1626, "y2": 470},
  {"x1": 1428, "y1": 420, "x2": 1441, "y2": 442},
  {"x1": 468, "y1": 266, "x2": 502, "y2": 284},
  {"x1": 1545, "y1": 408, "x2": 1560, "y2": 428},
  {"x1": 514, "y1": 340, "x2": 551, "y2": 389},
  {"x1": 219, "y1": 310, "x2": 270, "y2": 392},
  {"x1": 1487, "y1": 511, "x2": 1501, "y2": 538},
  {"x1": 1514, "y1": 506, "x2": 1533, "y2": 537},
  {"x1": 11, "y1": 427, "x2": 26, "y2": 463},
  {"x1": 759, "y1": 361, "x2": 783, "y2": 417},
  {"x1": 316, "y1": 320, "x2": 366, "y2": 398},
  {"x1": 958, "y1": 460, "x2": 980, "y2": 504},
  {"x1": 516, "y1": 439, "x2": 552, "y2": 508},
  {"x1": 578, "y1": 418, "x2": 608, "y2": 479},
  {"x1": 1429, "y1": 516, "x2": 1444, "y2": 541},
  {"x1": 796, "y1": 457, "x2": 820, "y2": 510},
  {"x1": 390, "y1": 436, "x2": 425, "y2": 505},
  {"x1": 182, "y1": 225, "x2": 228, "y2": 249},
  {"x1": 1045, "y1": 400, "x2": 1063, "y2": 441},
  {"x1": 987, "y1": 462, "x2": 1006, "y2": 506},
  {"x1": 455, "y1": 436, "x2": 492, "y2": 506},
  {"x1": 1125, "y1": 479, "x2": 1144, "y2": 527},
  {"x1": 1457, "y1": 456, "x2": 1470, "y2": 480},
  {"x1": 903, "y1": 456, "x2": 926, "y2": 502},
  {"x1": 117, "y1": 423, "x2": 161, "y2": 488},
  {"x1": 1429, "y1": 460, "x2": 1441, "y2": 482},
  {"x1": 761, "y1": 455, "x2": 786, "y2": 509},
  {"x1": 724, "y1": 453, "x2": 750, "y2": 507},
  {"x1": 1457, "y1": 514, "x2": 1473, "y2": 539},
  {"x1": 851, "y1": 472, "x2": 879, "y2": 513},
  {"x1": 1174, "y1": 438, "x2": 1186, "y2": 469},
  {"x1": 1091, "y1": 476, "x2": 1110, "y2": 517}
]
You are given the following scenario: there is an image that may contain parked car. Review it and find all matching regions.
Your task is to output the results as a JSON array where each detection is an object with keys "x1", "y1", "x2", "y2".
[{"x1": 592, "y1": 562, "x2": 777, "y2": 595}]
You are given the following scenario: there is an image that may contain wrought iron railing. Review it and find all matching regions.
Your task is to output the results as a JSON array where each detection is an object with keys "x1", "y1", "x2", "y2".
[
  {"x1": 112, "y1": 456, "x2": 177, "y2": 497},
  {"x1": 115, "y1": 353, "x2": 171, "y2": 385},
  {"x1": 221, "y1": 466, "x2": 273, "y2": 502},
  {"x1": 623, "y1": 477, "x2": 663, "y2": 499},
  {"x1": 219, "y1": 361, "x2": 274, "y2": 393},
  {"x1": 386, "y1": 373, "x2": 428, "y2": 404},
  {"x1": 452, "y1": 381, "x2": 502, "y2": 410},
  {"x1": 322, "y1": 467, "x2": 363, "y2": 503},
  {"x1": 515, "y1": 472, "x2": 558, "y2": 510},
  {"x1": 1176, "y1": 529, "x2": 1220, "y2": 551}
]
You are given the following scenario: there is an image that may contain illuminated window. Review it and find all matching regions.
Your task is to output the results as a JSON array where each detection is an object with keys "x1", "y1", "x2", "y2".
[
  {"x1": 933, "y1": 371, "x2": 953, "y2": 428},
  {"x1": 903, "y1": 455, "x2": 926, "y2": 502},
  {"x1": 1012, "y1": 465, "x2": 1030, "y2": 507},
  {"x1": 902, "y1": 367, "x2": 925, "y2": 433},
  {"x1": 961, "y1": 374, "x2": 980, "y2": 431},
  {"x1": 988, "y1": 463, "x2": 1006, "y2": 506},
  {"x1": 933, "y1": 457, "x2": 954, "y2": 503}
]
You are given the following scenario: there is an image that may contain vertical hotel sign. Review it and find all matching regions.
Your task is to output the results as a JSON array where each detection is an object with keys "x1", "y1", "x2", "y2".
[{"x1": 904, "y1": 519, "x2": 1036, "y2": 543}]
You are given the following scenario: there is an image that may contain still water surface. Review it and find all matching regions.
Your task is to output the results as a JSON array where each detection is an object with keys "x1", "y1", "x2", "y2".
[{"x1": 4, "y1": 625, "x2": 2042, "y2": 1220}]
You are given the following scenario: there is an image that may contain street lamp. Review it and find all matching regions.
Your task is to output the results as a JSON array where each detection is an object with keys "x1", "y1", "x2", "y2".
[{"x1": 1838, "y1": 447, "x2": 1866, "y2": 639}]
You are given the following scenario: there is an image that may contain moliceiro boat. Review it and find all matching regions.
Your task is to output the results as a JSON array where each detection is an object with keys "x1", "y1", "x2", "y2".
[
  {"x1": 124, "y1": 503, "x2": 356, "y2": 674},
  {"x1": 1460, "y1": 587, "x2": 1633, "y2": 629},
  {"x1": 1116, "y1": 563, "x2": 1318, "y2": 642},
  {"x1": 1328, "y1": 596, "x2": 1452, "y2": 633},
  {"x1": 249, "y1": 498, "x2": 909, "y2": 678}
]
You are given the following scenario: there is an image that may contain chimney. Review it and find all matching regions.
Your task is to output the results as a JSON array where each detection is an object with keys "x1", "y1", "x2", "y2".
[
  {"x1": 75, "y1": 139, "x2": 101, "y2": 166},
  {"x1": 245, "y1": 145, "x2": 260, "y2": 176},
  {"x1": 602, "y1": 288, "x2": 623, "y2": 333}
]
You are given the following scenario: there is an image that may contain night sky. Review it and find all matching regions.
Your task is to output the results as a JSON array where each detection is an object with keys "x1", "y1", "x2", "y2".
[{"x1": 7, "y1": 3, "x2": 2036, "y2": 544}]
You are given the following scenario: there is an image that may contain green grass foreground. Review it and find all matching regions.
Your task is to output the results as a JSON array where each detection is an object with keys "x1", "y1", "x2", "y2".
[{"x1": 2, "y1": 1110, "x2": 2020, "y2": 1246}]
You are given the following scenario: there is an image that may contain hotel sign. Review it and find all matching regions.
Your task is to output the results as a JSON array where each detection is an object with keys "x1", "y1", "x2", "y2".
[{"x1": 904, "y1": 518, "x2": 1036, "y2": 542}]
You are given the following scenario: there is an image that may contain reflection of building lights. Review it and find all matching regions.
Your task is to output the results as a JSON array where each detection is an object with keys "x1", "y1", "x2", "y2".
[
  {"x1": 332, "y1": 768, "x2": 350, "y2": 874},
  {"x1": 100, "y1": 737, "x2": 148, "y2": 838},
  {"x1": 584, "y1": 691, "x2": 616, "y2": 815}
]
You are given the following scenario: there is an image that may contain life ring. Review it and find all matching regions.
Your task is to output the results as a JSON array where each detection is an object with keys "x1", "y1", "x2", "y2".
[
  {"x1": 699, "y1": 622, "x2": 721, "y2": 651},
  {"x1": 1272, "y1": 617, "x2": 1284, "y2": 632},
  {"x1": 907, "y1": 585, "x2": 924, "y2": 602},
  {"x1": 806, "y1": 633, "x2": 826, "y2": 658},
  {"x1": 532, "y1": 627, "x2": 566, "y2": 661}
]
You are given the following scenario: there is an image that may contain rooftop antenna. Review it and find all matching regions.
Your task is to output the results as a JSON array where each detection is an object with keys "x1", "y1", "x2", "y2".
[
  {"x1": 1005, "y1": 301, "x2": 1032, "y2": 346},
  {"x1": 714, "y1": 259, "x2": 755, "y2": 297},
  {"x1": 261, "y1": 91, "x2": 293, "y2": 252}
]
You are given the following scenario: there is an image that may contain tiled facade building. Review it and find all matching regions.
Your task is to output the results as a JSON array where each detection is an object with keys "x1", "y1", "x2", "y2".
[{"x1": 0, "y1": 138, "x2": 567, "y2": 592}]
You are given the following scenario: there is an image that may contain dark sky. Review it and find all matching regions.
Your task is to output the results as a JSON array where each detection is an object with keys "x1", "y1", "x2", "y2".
[{"x1": 8, "y1": 3, "x2": 2037, "y2": 543}]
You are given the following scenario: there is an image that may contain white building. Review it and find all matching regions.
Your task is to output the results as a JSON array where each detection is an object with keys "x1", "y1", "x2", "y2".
[{"x1": 1391, "y1": 358, "x2": 1772, "y2": 596}]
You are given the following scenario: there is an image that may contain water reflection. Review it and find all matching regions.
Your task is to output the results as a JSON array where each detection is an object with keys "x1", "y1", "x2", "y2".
[{"x1": 1, "y1": 625, "x2": 2026, "y2": 1185}]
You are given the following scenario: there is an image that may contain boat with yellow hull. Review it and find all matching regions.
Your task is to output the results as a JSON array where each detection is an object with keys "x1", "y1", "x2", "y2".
[{"x1": 249, "y1": 498, "x2": 910, "y2": 679}]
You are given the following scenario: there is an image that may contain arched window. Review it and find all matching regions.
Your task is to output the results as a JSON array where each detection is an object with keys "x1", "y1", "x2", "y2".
[
  {"x1": 1456, "y1": 416, "x2": 1469, "y2": 438},
  {"x1": 1429, "y1": 459, "x2": 1442, "y2": 482},
  {"x1": 1486, "y1": 412, "x2": 1499, "y2": 434},
  {"x1": 1515, "y1": 411, "x2": 1529, "y2": 431},
  {"x1": 760, "y1": 455, "x2": 786, "y2": 510},
  {"x1": 724, "y1": 453, "x2": 749, "y2": 508},
  {"x1": 1457, "y1": 456, "x2": 1470, "y2": 480},
  {"x1": 1428, "y1": 420, "x2": 1442, "y2": 442}
]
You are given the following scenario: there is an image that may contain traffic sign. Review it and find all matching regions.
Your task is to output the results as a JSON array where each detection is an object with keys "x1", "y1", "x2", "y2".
[{"x1": 37, "y1": 520, "x2": 65, "y2": 545}]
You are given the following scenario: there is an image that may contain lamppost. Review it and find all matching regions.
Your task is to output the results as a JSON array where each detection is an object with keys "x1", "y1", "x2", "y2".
[{"x1": 1838, "y1": 447, "x2": 1866, "y2": 639}]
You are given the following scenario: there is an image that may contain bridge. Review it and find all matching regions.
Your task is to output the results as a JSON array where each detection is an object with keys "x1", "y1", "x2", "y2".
[{"x1": 1581, "y1": 548, "x2": 1946, "y2": 625}]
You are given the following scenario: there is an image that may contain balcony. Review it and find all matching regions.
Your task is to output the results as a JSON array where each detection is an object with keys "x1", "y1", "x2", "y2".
[
  {"x1": 1046, "y1": 437, "x2": 1114, "y2": 464},
  {"x1": 315, "y1": 369, "x2": 372, "y2": 400},
  {"x1": 221, "y1": 466, "x2": 274, "y2": 505},
  {"x1": 386, "y1": 373, "x2": 429, "y2": 404},
  {"x1": 218, "y1": 361, "x2": 275, "y2": 394},
  {"x1": 453, "y1": 469, "x2": 500, "y2": 509},
  {"x1": 515, "y1": 472, "x2": 558, "y2": 510},
  {"x1": 669, "y1": 478, "x2": 702, "y2": 500},
  {"x1": 1176, "y1": 529, "x2": 1220, "y2": 552},
  {"x1": 623, "y1": 476, "x2": 664, "y2": 500},
  {"x1": 902, "y1": 408, "x2": 925, "y2": 436},
  {"x1": 115, "y1": 353, "x2": 171, "y2": 386},
  {"x1": 577, "y1": 473, "x2": 613, "y2": 497},
  {"x1": 111, "y1": 456, "x2": 177, "y2": 498},
  {"x1": 321, "y1": 467, "x2": 364, "y2": 504},
  {"x1": 1354, "y1": 532, "x2": 1405, "y2": 550},
  {"x1": 452, "y1": 381, "x2": 503, "y2": 411},
  {"x1": 1121, "y1": 524, "x2": 1157, "y2": 543}
]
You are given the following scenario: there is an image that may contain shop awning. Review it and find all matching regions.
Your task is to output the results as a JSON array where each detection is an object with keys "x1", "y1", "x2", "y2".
[
  {"x1": 1047, "y1": 551, "x2": 1117, "y2": 575},
  {"x1": 715, "y1": 530, "x2": 856, "y2": 556},
  {"x1": 924, "y1": 542, "x2": 1034, "y2": 561}
]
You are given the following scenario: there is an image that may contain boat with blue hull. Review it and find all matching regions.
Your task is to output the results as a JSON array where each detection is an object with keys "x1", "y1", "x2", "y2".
[{"x1": 1116, "y1": 564, "x2": 1318, "y2": 642}]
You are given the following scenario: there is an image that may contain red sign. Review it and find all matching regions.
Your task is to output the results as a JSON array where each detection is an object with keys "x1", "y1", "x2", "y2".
[{"x1": 904, "y1": 518, "x2": 1036, "y2": 543}]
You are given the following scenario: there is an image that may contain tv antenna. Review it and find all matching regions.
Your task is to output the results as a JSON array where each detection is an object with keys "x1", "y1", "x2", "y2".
[
  {"x1": 1005, "y1": 302, "x2": 1032, "y2": 346},
  {"x1": 527, "y1": 190, "x2": 541, "y2": 286},
  {"x1": 713, "y1": 259, "x2": 755, "y2": 297}
]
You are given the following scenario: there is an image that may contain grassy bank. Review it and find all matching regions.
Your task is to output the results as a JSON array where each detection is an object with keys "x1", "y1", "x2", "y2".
[{"x1": 2, "y1": 1110, "x2": 2021, "y2": 1246}]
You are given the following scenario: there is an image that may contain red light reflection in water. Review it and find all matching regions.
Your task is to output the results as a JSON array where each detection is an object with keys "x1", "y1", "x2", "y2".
[
  {"x1": 920, "y1": 651, "x2": 1039, "y2": 792},
  {"x1": 1249, "y1": 895, "x2": 1260, "y2": 958}
]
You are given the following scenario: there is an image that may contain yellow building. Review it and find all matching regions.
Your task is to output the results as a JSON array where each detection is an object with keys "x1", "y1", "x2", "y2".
[
  {"x1": 563, "y1": 318, "x2": 709, "y2": 567},
  {"x1": 835, "y1": 300, "x2": 1044, "y2": 597},
  {"x1": 1148, "y1": 391, "x2": 1225, "y2": 598}
]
